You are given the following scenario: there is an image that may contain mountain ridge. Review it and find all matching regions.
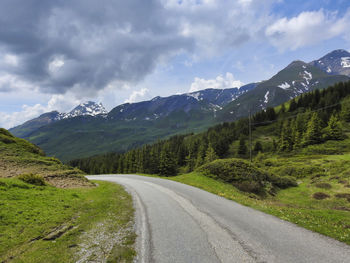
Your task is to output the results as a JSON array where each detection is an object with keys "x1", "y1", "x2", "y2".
[{"x1": 8, "y1": 49, "x2": 350, "y2": 161}]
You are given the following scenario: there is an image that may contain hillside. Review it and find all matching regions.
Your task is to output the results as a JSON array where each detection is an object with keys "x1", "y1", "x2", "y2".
[
  {"x1": 0, "y1": 128, "x2": 90, "y2": 187},
  {"x1": 0, "y1": 129, "x2": 136, "y2": 262}
]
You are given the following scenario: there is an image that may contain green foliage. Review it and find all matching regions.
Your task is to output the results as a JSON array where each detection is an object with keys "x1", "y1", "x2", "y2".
[
  {"x1": 313, "y1": 192, "x2": 330, "y2": 200},
  {"x1": 158, "y1": 144, "x2": 177, "y2": 177},
  {"x1": 17, "y1": 173, "x2": 46, "y2": 186},
  {"x1": 71, "y1": 81, "x2": 350, "y2": 180},
  {"x1": 253, "y1": 141, "x2": 263, "y2": 153},
  {"x1": 198, "y1": 158, "x2": 296, "y2": 195},
  {"x1": 303, "y1": 112, "x2": 323, "y2": 146},
  {"x1": 323, "y1": 114, "x2": 344, "y2": 140},
  {"x1": 204, "y1": 144, "x2": 218, "y2": 163},
  {"x1": 237, "y1": 136, "x2": 247, "y2": 156}
]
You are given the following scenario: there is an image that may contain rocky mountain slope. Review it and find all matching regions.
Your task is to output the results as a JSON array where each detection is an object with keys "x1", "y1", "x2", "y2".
[
  {"x1": 219, "y1": 52, "x2": 349, "y2": 121},
  {"x1": 310, "y1": 49, "x2": 350, "y2": 77}
]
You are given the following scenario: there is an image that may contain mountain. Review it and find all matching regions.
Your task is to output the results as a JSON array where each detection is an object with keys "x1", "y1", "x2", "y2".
[
  {"x1": 9, "y1": 86, "x2": 255, "y2": 161},
  {"x1": 219, "y1": 59, "x2": 349, "y2": 121},
  {"x1": 108, "y1": 84, "x2": 256, "y2": 121},
  {"x1": 310, "y1": 49, "x2": 350, "y2": 77},
  {"x1": 9, "y1": 50, "x2": 350, "y2": 161},
  {"x1": 9, "y1": 101, "x2": 107, "y2": 137},
  {"x1": 64, "y1": 101, "x2": 107, "y2": 119}
]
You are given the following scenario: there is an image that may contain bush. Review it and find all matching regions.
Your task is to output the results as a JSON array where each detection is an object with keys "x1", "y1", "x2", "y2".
[
  {"x1": 335, "y1": 193, "x2": 350, "y2": 202},
  {"x1": 198, "y1": 158, "x2": 297, "y2": 195},
  {"x1": 0, "y1": 134, "x2": 16, "y2": 144},
  {"x1": 269, "y1": 175, "x2": 297, "y2": 189},
  {"x1": 313, "y1": 192, "x2": 330, "y2": 200},
  {"x1": 314, "y1": 182, "x2": 332, "y2": 189},
  {"x1": 198, "y1": 158, "x2": 269, "y2": 183},
  {"x1": 235, "y1": 181, "x2": 265, "y2": 195},
  {"x1": 17, "y1": 174, "x2": 46, "y2": 186}
]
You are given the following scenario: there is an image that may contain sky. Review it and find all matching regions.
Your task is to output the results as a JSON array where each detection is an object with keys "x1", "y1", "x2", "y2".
[{"x1": 0, "y1": 0, "x2": 350, "y2": 129}]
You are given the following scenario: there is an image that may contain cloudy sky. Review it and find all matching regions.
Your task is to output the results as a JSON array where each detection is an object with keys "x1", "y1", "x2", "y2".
[{"x1": 1, "y1": 0, "x2": 350, "y2": 128}]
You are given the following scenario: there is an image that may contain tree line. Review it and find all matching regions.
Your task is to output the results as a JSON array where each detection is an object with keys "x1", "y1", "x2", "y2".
[{"x1": 70, "y1": 81, "x2": 350, "y2": 176}]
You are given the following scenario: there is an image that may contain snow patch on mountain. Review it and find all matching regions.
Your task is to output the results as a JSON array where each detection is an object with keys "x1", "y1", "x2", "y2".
[
  {"x1": 187, "y1": 92, "x2": 201, "y2": 101},
  {"x1": 341, "y1": 57, "x2": 350, "y2": 68},
  {"x1": 278, "y1": 82, "x2": 291, "y2": 89},
  {"x1": 264, "y1": 91, "x2": 270, "y2": 103},
  {"x1": 302, "y1": 71, "x2": 312, "y2": 84}
]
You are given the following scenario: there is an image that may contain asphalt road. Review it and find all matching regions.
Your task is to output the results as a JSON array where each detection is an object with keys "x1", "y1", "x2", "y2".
[{"x1": 87, "y1": 174, "x2": 350, "y2": 263}]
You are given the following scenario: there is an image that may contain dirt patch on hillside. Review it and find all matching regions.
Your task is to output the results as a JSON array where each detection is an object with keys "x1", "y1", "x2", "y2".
[{"x1": 0, "y1": 159, "x2": 93, "y2": 188}]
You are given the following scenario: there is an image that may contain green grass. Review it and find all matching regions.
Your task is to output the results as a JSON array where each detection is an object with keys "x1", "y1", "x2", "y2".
[{"x1": 0, "y1": 179, "x2": 135, "y2": 263}]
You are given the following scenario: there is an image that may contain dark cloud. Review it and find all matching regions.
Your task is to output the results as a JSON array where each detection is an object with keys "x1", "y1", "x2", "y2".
[{"x1": 0, "y1": 0, "x2": 272, "y2": 95}]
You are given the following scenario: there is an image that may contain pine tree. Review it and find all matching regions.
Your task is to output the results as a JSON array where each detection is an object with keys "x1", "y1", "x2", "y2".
[
  {"x1": 253, "y1": 141, "x2": 263, "y2": 153},
  {"x1": 204, "y1": 144, "x2": 218, "y2": 163},
  {"x1": 302, "y1": 112, "x2": 323, "y2": 146},
  {"x1": 279, "y1": 120, "x2": 293, "y2": 151},
  {"x1": 289, "y1": 99, "x2": 297, "y2": 112},
  {"x1": 323, "y1": 114, "x2": 344, "y2": 140},
  {"x1": 341, "y1": 99, "x2": 350, "y2": 122},
  {"x1": 158, "y1": 145, "x2": 177, "y2": 177},
  {"x1": 238, "y1": 136, "x2": 247, "y2": 156}
]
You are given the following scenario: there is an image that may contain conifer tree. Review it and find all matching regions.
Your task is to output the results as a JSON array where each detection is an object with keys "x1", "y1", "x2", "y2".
[
  {"x1": 204, "y1": 144, "x2": 218, "y2": 163},
  {"x1": 279, "y1": 120, "x2": 293, "y2": 151},
  {"x1": 302, "y1": 112, "x2": 323, "y2": 146},
  {"x1": 323, "y1": 114, "x2": 344, "y2": 140},
  {"x1": 159, "y1": 144, "x2": 177, "y2": 177},
  {"x1": 238, "y1": 136, "x2": 247, "y2": 156},
  {"x1": 253, "y1": 141, "x2": 263, "y2": 153},
  {"x1": 341, "y1": 99, "x2": 350, "y2": 122}
]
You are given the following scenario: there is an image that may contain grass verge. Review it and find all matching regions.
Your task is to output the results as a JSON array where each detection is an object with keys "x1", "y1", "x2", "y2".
[{"x1": 0, "y1": 178, "x2": 135, "y2": 263}]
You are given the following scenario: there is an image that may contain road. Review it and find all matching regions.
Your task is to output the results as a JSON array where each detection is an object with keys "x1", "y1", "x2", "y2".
[{"x1": 87, "y1": 174, "x2": 350, "y2": 263}]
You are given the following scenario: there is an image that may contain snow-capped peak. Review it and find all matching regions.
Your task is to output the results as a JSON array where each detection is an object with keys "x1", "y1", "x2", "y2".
[{"x1": 60, "y1": 101, "x2": 107, "y2": 119}]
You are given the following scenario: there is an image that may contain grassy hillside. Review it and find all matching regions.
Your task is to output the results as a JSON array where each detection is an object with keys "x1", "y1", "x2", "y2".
[
  {"x1": 0, "y1": 128, "x2": 90, "y2": 187},
  {"x1": 0, "y1": 129, "x2": 136, "y2": 262}
]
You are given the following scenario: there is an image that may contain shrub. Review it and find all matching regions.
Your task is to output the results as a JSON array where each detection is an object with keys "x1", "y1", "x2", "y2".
[
  {"x1": 313, "y1": 192, "x2": 330, "y2": 200},
  {"x1": 0, "y1": 135, "x2": 16, "y2": 144},
  {"x1": 314, "y1": 183, "x2": 332, "y2": 189},
  {"x1": 269, "y1": 175, "x2": 297, "y2": 189},
  {"x1": 198, "y1": 158, "x2": 296, "y2": 195},
  {"x1": 234, "y1": 181, "x2": 265, "y2": 195},
  {"x1": 335, "y1": 193, "x2": 350, "y2": 202},
  {"x1": 17, "y1": 174, "x2": 46, "y2": 186}
]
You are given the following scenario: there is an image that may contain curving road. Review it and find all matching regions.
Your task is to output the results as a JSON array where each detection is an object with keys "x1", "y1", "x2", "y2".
[{"x1": 87, "y1": 174, "x2": 350, "y2": 263}]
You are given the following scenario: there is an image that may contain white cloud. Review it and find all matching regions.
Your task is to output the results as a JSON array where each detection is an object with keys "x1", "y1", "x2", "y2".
[
  {"x1": 4, "y1": 54, "x2": 19, "y2": 66},
  {"x1": 0, "y1": 104, "x2": 47, "y2": 129},
  {"x1": 189, "y1": 72, "x2": 244, "y2": 92},
  {"x1": 125, "y1": 88, "x2": 150, "y2": 103},
  {"x1": 266, "y1": 9, "x2": 350, "y2": 50}
]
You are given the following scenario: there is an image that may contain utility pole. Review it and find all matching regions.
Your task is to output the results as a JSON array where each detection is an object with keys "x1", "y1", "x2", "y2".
[{"x1": 249, "y1": 110, "x2": 252, "y2": 163}]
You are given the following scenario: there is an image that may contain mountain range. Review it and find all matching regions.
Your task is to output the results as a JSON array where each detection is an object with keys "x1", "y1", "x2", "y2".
[{"x1": 9, "y1": 49, "x2": 350, "y2": 161}]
